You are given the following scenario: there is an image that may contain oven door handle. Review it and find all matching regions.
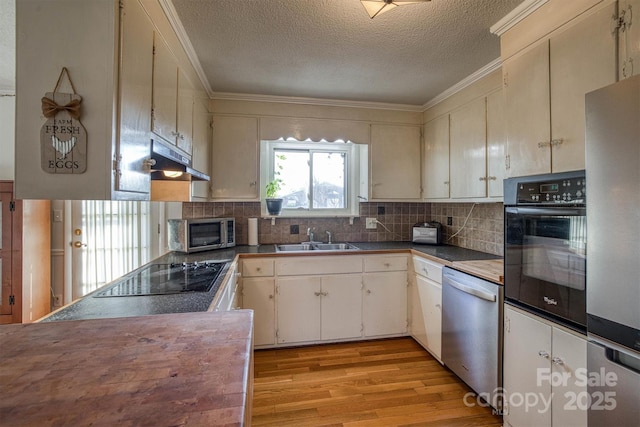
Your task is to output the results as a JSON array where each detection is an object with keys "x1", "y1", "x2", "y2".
[
  {"x1": 446, "y1": 278, "x2": 497, "y2": 302},
  {"x1": 505, "y1": 207, "x2": 585, "y2": 216}
]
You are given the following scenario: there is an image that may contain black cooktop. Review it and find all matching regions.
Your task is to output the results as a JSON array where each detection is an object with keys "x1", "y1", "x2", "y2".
[{"x1": 94, "y1": 261, "x2": 227, "y2": 297}]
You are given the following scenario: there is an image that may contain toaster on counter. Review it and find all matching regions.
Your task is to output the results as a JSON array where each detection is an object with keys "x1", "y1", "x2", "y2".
[{"x1": 412, "y1": 222, "x2": 443, "y2": 245}]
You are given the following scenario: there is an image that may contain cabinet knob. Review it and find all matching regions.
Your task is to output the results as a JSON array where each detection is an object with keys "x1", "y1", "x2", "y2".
[
  {"x1": 444, "y1": 181, "x2": 450, "y2": 185},
  {"x1": 314, "y1": 291, "x2": 322, "y2": 297},
  {"x1": 435, "y1": 304, "x2": 441, "y2": 309},
  {"x1": 550, "y1": 138, "x2": 563, "y2": 147},
  {"x1": 256, "y1": 267, "x2": 261, "y2": 272},
  {"x1": 366, "y1": 289, "x2": 372, "y2": 294},
  {"x1": 538, "y1": 350, "x2": 550, "y2": 359},
  {"x1": 384, "y1": 263, "x2": 390, "y2": 267},
  {"x1": 488, "y1": 176, "x2": 497, "y2": 181},
  {"x1": 422, "y1": 267, "x2": 429, "y2": 275},
  {"x1": 268, "y1": 294, "x2": 273, "y2": 300},
  {"x1": 479, "y1": 177, "x2": 487, "y2": 181},
  {"x1": 552, "y1": 357, "x2": 564, "y2": 365}
]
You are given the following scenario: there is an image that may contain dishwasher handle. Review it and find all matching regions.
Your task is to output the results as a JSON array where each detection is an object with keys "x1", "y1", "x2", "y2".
[{"x1": 446, "y1": 278, "x2": 497, "y2": 302}]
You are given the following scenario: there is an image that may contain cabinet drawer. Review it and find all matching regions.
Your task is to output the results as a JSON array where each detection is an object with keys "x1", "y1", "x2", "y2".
[
  {"x1": 364, "y1": 255, "x2": 408, "y2": 272},
  {"x1": 276, "y1": 256, "x2": 363, "y2": 276},
  {"x1": 412, "y1": 256, "x2": 443, "y2": 283},
  {"x1": 242, "y1": 259, "x2": 275, "y2": 277}
]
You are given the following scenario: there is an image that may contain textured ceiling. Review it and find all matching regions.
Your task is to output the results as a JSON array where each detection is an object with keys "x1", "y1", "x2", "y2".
[{"x1": 171, "y1": 0, "x2": 523, "y2": 106}]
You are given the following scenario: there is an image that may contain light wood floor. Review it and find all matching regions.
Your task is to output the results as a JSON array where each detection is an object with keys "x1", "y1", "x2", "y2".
[{"x1": 252, "y1": 337, "x2": 503, "y2": 427}]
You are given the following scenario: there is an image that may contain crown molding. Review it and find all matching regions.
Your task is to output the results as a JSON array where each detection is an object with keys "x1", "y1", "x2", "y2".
[
  {"x1": 490, "y1": 0, "x2": 549, "y2": 36},
  {"x1": 158, "y1": 0, "x2": 213, "y2": 96},
  {"x1": 210, "y1": 91, "x2": 425, "y2": 112},
  {"x1": 422, "y1": 58, "x2": 502, "y2": 110}
]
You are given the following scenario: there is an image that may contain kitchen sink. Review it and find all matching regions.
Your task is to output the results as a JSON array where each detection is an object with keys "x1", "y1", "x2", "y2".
[
  {"x1": 312, "y1": 243, "x2": 359, "y2": 251},
  {"x1": 274, "y1": 243, "x2": 314, "y2": 252},
  {"x1": 275, "y1": 243, "x2": 359, "y2": 252}
]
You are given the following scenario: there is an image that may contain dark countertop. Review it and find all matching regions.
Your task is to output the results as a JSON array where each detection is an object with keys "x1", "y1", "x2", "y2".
[
  {"x1": 40, "y1": 242, "x2": 501, "y2": 323},
  {"x1": 2, "y1": 311, "x2": 254, "y2": 426}
]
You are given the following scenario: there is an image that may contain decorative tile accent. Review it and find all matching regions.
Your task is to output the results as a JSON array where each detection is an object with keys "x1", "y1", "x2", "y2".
[{"x1": 182, "y1": 201, "x2": 504, "y2": 256}]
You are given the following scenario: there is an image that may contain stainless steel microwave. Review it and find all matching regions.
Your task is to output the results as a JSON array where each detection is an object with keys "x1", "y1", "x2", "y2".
[{"x1": 168, "y1": 218, "x2": 236, "y2": 253}]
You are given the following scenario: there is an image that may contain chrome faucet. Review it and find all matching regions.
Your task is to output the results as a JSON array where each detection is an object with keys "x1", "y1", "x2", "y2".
[
  {"x1": 307, "y1": 227, "x2": 315, "y2": 243},
  {"x1": 326, "y1": 230, "x2": 332, "y2": 244}
]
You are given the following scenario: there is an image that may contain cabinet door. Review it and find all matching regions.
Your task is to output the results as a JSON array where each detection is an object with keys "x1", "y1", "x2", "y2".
[
  {"x1": 450, "y1": 98, "x2": 487, "y2": 198},
  {"x1": 486, "y1": 90, "x2": 506, "y2": 198},
  {"x1": 619, "y1": 0, "x2": 640, "y2": 80},
  {"x1": 191, "y1": 96, "x2": 210, "y2": 199},
  {"x1": 242, "y1": 277, "x2": 275, "y2": 346},
  {"x1": 503, "y1": 306, "x2": 552, "y2": 427},
  {"x1": 363, "y1": 272, "x2": 407, "y2": 337},
  {"x1": 423, "y1": 115, "x2": 450, "y2": 199},
  {"x1": 549, "y1": 2, "x2": 616, "y2": 173},
  {"x1": 370, "y1": 124, "x2": 421, "y2": 200},
  {"x1": 321, "y1": 274, "x2": 363, "y2": 341},
  {"x1": 151, "y1": 33, "x2": 178, "y2": 145},
  {"x1": 116, "y1": 0, "x2": 153, "y2": 195},
  {"x1": 176, "y1": 69, "x2": 194, "y2": 155},
  {"x1": 504, "y1": 41, "x2": 551, "y2": 178},
  {"x1": 551, "y1": 327, "x2": 587, "y2": 427},
  {"x1": 211, "y1": 116, "x2": 259, "y2": 199},
  {"x1": 276, "y1": 277, "x2": 321, "y2": 344},
  {"x1": 412, "y1": 275, "x2": 442, "y2": 361}
]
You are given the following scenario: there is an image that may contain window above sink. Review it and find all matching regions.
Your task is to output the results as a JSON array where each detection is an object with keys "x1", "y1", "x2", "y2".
[{"x1": 260, "y1": 139, "x2": 367, "y2": 218}]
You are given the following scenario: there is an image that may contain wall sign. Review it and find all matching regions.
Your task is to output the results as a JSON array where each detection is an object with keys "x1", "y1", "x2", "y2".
[{"x1": 40, "y1": 67, "x2": 87, "y2": 174}]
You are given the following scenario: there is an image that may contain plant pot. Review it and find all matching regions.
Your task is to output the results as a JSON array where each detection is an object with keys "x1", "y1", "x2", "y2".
[{"x1": 266, "y1": 198, "x2": 283, "y2": 216}]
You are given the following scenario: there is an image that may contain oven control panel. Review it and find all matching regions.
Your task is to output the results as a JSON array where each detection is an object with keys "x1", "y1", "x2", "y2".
[{"x1": 516, "y1": 176, "x2": 586, "y2": 204}]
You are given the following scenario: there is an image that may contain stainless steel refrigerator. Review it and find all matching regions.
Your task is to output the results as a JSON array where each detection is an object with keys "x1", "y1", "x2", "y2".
[{"x1": 585, "y1": 75, "x2": 640, "y2": 426}]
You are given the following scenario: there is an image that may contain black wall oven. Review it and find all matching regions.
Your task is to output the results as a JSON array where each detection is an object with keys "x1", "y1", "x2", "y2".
[{"x1": 504, "y1": 170, "x2": 586, "y2": 331}]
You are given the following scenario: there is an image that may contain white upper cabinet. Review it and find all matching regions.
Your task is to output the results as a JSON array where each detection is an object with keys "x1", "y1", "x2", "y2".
[
  {"x1": 449, "y1": 98, "x2": 487, "y2": 199},
  {"x1": 503, "y1": 41, "x2": 551, "y2": 178},
  {"x1": 151, "y1": 36, "x2": 194, "y2": 157},
  {"x1": 211, "y1": 116, "x2": 259, "y2": 200},
  {"x1": 422, "y1": 115, "x2": 450, "y2": 199},
  {"x1": 486, "y1": 90, "x2": 506, "y2": 198},
  {"x1": 503, "y1": 2, "x2": 617, "y2": 177},
  {"x1": 370, "y1": 124, "x2": 421, "y2": 200},
  {"x1": 15, "y1": 0, "x2": 154, "y2": 200},
  {"x1": 191, "y1": 96, "x2": 211, "y2": 200}
]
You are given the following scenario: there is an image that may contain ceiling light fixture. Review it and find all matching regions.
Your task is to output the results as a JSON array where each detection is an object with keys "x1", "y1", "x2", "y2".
[{"x1": 360, "y1": 0, "x2": 431, "y2": 19}]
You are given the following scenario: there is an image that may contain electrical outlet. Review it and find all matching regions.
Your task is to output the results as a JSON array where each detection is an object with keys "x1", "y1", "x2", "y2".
[
  {"x1": 54, "y1": 295, "x2": 62, "y2": 307},
  {"x1": 447, "y1": 216, "x2": 453, "y2": 226},
  {"x1": 366, "y1": 218, "x2": 377, "y2": 229}
]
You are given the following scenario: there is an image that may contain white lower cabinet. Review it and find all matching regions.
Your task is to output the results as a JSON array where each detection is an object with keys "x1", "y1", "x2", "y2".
[
  {"x1": 363, "y1": 271, "x2": 408, "y2": 337},
  {"x1": 410, "y1": 256, "x2": 443, "y2": 361},
  {"x1": 242, "y1": 277, "x2": 276, "y2": 346},
  {"x1": 504, "y1": 305, "x2": 587, "y2": 427},
  {"x1": 276, "y1": 274, "x2": 362, "y2": 344},
  {"x1": 241, "y1": 254, "x2": 409, "y2": 347}
]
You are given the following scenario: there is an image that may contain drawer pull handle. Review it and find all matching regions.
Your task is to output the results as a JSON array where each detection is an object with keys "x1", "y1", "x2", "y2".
[
  {"x1": 422, "y1": 267, "x2": 429, "y2": 275},
  {"x1": 552, "y1": 357, "x2": 564, "y2": 365},
  {"x1": 538, "y1": 350, "x2": 550, "y2": 359}
]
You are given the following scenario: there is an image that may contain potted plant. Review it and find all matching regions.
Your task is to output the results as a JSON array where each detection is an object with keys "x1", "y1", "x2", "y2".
[
  {"x1": 265, "y1": 154, "x2": 286, "y2": 215},
  {"x1": 265, "y1": 178, "x2": 283, "y2": 215}
]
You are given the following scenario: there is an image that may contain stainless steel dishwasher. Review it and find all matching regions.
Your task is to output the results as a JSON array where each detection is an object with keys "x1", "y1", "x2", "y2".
[{"x1": 442, "y1": 266, "x2": 503, "y2": 411}]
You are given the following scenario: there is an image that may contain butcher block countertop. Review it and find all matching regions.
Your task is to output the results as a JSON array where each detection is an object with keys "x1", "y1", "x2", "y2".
[
  {"x1": 450, "y1": 259, "x2": 504, "y2": 284},
  {"x1": 0, "y1": 310, "x2": 254, "y2": 427}
]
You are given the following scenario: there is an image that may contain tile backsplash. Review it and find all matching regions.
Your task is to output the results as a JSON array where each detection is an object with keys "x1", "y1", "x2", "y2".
[{"x1": 182, "y1": 201, "x2": 504, "y2": 256}]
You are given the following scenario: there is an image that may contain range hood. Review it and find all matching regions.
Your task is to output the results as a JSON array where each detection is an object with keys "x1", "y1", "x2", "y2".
[{"x1": 150, "y1": 139, "x2": 210, "y2": 182}]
